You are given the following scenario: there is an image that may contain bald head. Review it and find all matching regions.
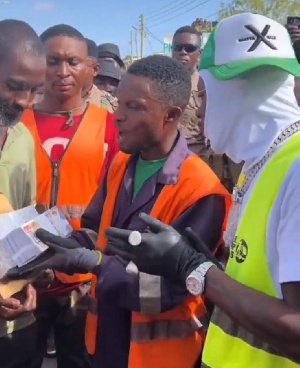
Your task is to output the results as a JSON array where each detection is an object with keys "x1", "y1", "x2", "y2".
[
  {"x1": 0, "y1": 19, "x2": 44, "y2": 64},
  {"x1": 0, "y1": 20, "x2": 46, "y2": 127}
]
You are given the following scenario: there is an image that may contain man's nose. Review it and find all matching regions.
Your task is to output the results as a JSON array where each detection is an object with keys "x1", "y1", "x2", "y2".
[
  {"x1": 57, "y1": 62, "x2": 70, "y2": 77},
  {"x1": 113, "y1": 104, "x2": 125, "y2": 123},
  {"x1": 14, "y1": 91, "x2": 33, "y2": 110},
  {"x1": 179, "y1": 47, "x2": 188, "y2": 55},
  {"x1": 106, "y1": 84, "x2": 114, "y2": 93}
]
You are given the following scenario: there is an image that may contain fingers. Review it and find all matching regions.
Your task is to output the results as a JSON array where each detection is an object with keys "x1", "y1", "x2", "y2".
[
  {"x1": 6, "y1": 248, "x2": 56, "y2": 279},
  {"x1": 0, "y1": 286, "x2": 37, "y2": 320},
  {"x1": 0, "y1": 297, "x2": 21, "y2": 309},
  {"x1": 106, "y1": 216, "x2": 169, "y2": 242},
  {"x1": 184, "y1": 228, "x2": 224, "y2": 270},
  {"x1": 0, "y1": 286, "x2": 36, "y2": 320},
  {"x1": 105, "y1": 227, "x2": 132, "y2": 241},
  {"x1": 184, "y1": 228, "x2": 211, "y2": 256},
  {"x1": 0, "y1": 306, "x2": 22, "y2": 320},
  {"x1": 35, "y1": 229, "x2": 65, "y2": 248},
  {"x1": 106, "y1": 241, "x2": 134, "y2": 262},
  {"x1": 139, "y1": 213, "x2": 169, "y2": 233},
  {"x1": 5, "y1": 266, "x2": 32, "y2": 280},
  {"x1": 23, "y1": 284, "x2": 37, "y2": 311}
]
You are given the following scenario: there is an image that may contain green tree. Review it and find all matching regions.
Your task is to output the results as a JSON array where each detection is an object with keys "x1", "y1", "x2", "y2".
[{"x1": 218, "y1": 0, "x2": 300, "y2": 23}]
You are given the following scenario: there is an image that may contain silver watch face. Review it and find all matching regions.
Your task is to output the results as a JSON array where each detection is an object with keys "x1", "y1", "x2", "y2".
[
  {"x1": 186, "y1": 262, "x2": 215, "y2": 296},
  {"x1": 186, "y1": 276, "x2": 202, "y2": 296}
]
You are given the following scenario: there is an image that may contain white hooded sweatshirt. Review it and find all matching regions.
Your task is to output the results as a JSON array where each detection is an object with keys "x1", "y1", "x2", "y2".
[{"x1": 200, "y1": 66, "x2": 300, "y2": 297}]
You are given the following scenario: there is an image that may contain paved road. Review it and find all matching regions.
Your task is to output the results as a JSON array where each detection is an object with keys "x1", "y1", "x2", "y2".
[{"x1": 42, "y1": 358, "x2": 57, "y2": 368}]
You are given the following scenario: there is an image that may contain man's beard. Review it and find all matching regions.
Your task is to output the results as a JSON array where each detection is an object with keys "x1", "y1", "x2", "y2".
[{"x1": 0, "y1": 100, "x2": 23, "y2": 128}]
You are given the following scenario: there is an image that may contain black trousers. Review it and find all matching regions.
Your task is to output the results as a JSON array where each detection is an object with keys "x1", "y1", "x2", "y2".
[
  {"x1": 0, "y1": 323, "x2": 37, "y2": 368},
  {"x1": 30, "y1": 292, "x2": 92, "y2": 368}
]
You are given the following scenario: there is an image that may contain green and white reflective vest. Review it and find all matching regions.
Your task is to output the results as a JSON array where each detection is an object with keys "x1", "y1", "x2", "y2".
[{"x1": 202, "y1": 133, "x2": 300, "y2": 368}]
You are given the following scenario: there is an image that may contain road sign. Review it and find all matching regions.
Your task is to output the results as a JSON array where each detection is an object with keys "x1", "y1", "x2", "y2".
[{"x1": 163, "y1": 35, "x2": 172, "y2": 56}]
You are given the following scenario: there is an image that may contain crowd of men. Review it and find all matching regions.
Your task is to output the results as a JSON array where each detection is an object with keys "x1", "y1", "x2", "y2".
[{"x1": 0, "y1": 11, "x2": 299, "y2": 368}]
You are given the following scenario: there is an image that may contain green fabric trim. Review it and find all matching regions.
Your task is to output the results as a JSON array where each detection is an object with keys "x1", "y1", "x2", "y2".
[
  {"x1": 133, "y1": 157, "x2": 167, "y2": 200},
  {"x1": 207, "y1": 57, "x2": 300, "y2": 80}
]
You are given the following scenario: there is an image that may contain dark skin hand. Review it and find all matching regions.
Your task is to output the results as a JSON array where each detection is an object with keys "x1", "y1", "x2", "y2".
[{"x1": 0, "y1": 284, "x2": 37, "y2": 320}]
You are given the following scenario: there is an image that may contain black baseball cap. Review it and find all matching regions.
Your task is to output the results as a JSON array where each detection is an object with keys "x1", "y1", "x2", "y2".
[
  {"x1": 97, "y1": 43, "x2": 125, "y2": 68},
  {"x1": 97, "y1": 59, "x2": 122, "y2": 81}
]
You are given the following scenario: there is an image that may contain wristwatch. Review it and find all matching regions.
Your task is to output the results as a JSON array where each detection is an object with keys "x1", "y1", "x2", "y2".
[{"x1": 186, "y1": 261, "x2": 215, "y2": 296}]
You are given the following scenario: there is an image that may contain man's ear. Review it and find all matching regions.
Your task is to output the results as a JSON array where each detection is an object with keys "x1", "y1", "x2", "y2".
[
  {"x1": 164, "y1": 107, "x2": 182, "y2": 123},
  {"x1": 93, "y1": 64, "x2": 100, "y2": 77}
]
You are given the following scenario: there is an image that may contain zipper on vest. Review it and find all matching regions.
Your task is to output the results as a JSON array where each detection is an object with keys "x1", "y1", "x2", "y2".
[
  {"x1": 44, "y1": 104, "x2": 89, "y2": 208},
  {"x1": 50, "y1": 162, "x2": 59, "y2": 207}
]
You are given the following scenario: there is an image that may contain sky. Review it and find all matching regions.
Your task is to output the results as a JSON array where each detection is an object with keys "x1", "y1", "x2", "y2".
[{"x1": 0, "y1": 0, "x2": 226, "y2": 57}]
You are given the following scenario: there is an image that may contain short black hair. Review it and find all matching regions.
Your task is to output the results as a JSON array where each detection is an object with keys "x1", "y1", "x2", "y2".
[
  {"x1": 85, "y1": 38, "x2": 98, "y2": 59},
  {"x1": 127, "y1": 55, "x2": 191, "y2": 110},
  {"x1": 40, "y1": 24, "x2": 86, "y2": 44},
  {"x1": 0, "y1": 19, "x2": 44, "y2": 63},
  {"x1": 174, "y1": 26, "x2": 201, "y2": 37}
]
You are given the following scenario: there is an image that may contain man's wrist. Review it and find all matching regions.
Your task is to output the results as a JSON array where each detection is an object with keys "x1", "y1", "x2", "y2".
[
  {"x1": 186, "y1": 261, "x2": 216, "y2": 296},
  {"x1": 80, "y1": 249, "x2": 103, "y2": 274}
]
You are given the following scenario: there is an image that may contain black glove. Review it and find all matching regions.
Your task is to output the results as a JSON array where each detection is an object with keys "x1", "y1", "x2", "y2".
[
  {"x1": 105, "y1": 213, "x2": 219, "y2": 283},
  {"x1": 183, "y1": 227, "x2": 224, "y2": 270},
  {"x1": 6, "y1": 229, "x2": 101, "y2": 279}
]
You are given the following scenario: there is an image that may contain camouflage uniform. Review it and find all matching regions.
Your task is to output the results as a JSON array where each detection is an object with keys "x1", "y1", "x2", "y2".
[
  {"x1": 179, "y1": 70, "x2": 243, "y2": 192},
  {"x1": 84, "y1": 84, "x2": 118, "y2": 113},
  {"x1": 178, "y1": 70, "x2": 207, "y2": 156}
]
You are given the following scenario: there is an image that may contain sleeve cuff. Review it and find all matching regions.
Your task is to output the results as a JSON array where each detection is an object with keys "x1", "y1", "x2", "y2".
[{"x1": 279, "y1": 258, "x2": 300, "y2": 284}]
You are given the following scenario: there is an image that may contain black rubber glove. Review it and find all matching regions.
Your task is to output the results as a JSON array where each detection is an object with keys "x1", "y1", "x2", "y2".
[
  {"x1": 105, "y1": 213, "x2": 216, "y2": 283},
  {"x1": 6, "y1": 229, "x2": 101, "y2": 279}
]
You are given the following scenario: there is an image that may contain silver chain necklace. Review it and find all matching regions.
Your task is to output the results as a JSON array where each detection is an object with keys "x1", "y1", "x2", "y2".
[{"x1": 224, "y1": 120, "x2": 300, "y2": 248}]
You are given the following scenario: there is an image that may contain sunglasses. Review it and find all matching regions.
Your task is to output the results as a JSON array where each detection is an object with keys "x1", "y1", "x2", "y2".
[{"x1": 172, "y1": 43, "x2": 199, "y2": 53}]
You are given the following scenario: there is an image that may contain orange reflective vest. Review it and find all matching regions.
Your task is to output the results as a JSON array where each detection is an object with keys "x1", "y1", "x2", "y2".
[
  {"x1": 22, "y1": 104, "x2": 107, "y2": 284},
  {"x1": 85, "y1": 152, "x2": 230, "y2": 368}
]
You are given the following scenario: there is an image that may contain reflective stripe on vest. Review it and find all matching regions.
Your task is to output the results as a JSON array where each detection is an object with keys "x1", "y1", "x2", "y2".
[
  {"x1": 131, "y1": 314, "x2": 208, "y2": 343},
  {"x1": 203, "y1": 133, "x2": 300, "y2": 368},
  {"x1": 22, "y1": 104, "x2": 107, "y2": 284},
  {"x1": 85, "y1": 151, "x2": 230, "y2": 368}
]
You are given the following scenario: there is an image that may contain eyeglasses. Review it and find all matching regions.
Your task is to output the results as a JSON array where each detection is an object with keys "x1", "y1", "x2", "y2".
[{"x1": 172, "y1": 43, "x2": 199, "y2": 53}]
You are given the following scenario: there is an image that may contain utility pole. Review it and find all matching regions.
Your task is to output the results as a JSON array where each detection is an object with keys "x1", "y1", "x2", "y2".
[
  {"x1": 132, "y1": 26, "x2": 139, "y2": 60},
  {"x1": 139, "y1": 14, "x2": 145, "y2": 58},
  {"x1": 130, "y1": 30, "x2": 133, "y2": 64},
  {"x1": 135, "y1": 30, "x2": 138, "y2": 59}
]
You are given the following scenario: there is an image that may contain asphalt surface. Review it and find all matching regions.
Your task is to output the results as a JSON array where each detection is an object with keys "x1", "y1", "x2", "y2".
[{"x1": 42, "y1": 358, "x2": 57, "y2": 368}]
